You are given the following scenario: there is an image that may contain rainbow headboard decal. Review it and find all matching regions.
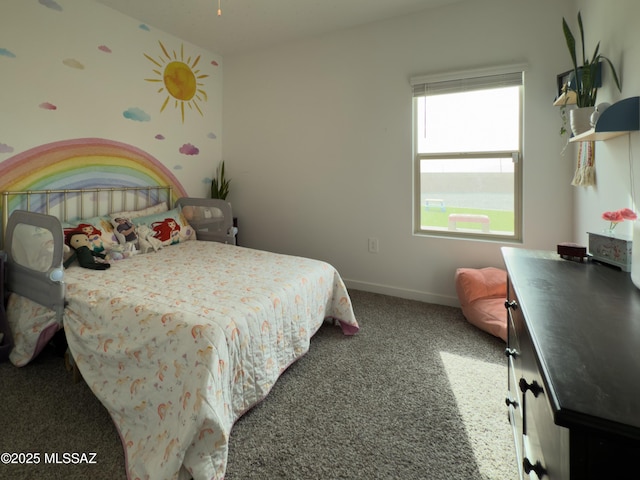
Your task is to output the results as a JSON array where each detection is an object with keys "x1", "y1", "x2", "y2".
[{"x1": 0, "y1": 138, "x2": 187, "y2": 196}]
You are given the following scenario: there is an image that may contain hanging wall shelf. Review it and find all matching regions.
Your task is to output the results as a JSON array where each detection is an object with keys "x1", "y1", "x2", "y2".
[
  {"x1": 553, "y1": 67, "x2": 602, "y2": 106},
  {"x1": 570, "y1": 96, "x2": 640, "y2": 142}
]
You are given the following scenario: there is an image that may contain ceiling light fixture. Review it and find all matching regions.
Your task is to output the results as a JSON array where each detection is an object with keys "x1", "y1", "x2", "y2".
[{"x1": 217, "y1": 0, "x2": 222, "y2": 16}]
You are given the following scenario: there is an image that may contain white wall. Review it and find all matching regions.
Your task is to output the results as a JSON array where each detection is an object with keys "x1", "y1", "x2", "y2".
[
  {"x1": 0, "y1": 0, "x2": 222, "y2": 198},
  {"x1": 572, "y1": 0, "x2": 640, "y2": 243},
  {"x1": 224, "y1": 0, "x2": 576, "y2": 305}
]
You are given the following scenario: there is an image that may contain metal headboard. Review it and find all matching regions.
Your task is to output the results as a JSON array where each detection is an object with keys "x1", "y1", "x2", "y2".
[{"x1": 1, "y1": 185, "x2": 173, "y2": 249}]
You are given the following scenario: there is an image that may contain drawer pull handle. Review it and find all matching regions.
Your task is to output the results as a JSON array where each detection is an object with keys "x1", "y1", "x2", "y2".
[
  {"x1": 505, "y1": 397, "x2": 518, "y2": 408},
  {"x1": 504, "y1": 300, "x2": 518, "y2": 310},
  {"x1": 519, "y1": 378, "x2": 543, "y2": 397},
  {"x1": 504, "y1": 348, "x2": 518, "y2": 358},
  {"x1": 523, "y1": 457, "x2": 547, "y2": 477}
]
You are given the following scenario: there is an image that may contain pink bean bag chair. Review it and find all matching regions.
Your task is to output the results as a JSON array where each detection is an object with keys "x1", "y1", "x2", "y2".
[{"x1": 454, "y1": 267, "x2": 507, "y2": 342}]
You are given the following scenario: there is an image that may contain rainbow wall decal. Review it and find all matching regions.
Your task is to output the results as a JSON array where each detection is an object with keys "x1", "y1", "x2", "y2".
[
  {"x1": 0, "y1": 138, "x2": 187, "y2": 216},
  {"x1": 0, "y1": 138, "x2": 186, "y2": 194}
]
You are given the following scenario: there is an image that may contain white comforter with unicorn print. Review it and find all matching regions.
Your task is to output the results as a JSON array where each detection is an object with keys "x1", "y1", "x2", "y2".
[{"x1": 62, "y1": 240, "x2": 358, "y2": 480}]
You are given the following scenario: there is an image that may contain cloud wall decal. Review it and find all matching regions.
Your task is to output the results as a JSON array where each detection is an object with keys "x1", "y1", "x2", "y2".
[
  {"x1": 39, "y1": 0, "x2": 62, "y2": 11},
  {"x1": 63, "y1": 58, "x2": 84, "y2": 69},
  {"x1": 179, "y1": 143, "x2": 199, "y2": 155},
  {"x1": 123, "y1": 108, "x2": 151, "y2": 122},
  {"x1": 0, "y1": 48, "x2": 16, "y2": 58}
]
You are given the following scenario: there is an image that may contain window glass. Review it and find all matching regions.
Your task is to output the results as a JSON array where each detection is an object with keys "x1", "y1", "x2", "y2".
[
  {"x1": 413, "y1": 72, "x2": 522, "y2": 240},
  {"x1": 416, "y1": 87, "x2": 520, "y2": 153}
]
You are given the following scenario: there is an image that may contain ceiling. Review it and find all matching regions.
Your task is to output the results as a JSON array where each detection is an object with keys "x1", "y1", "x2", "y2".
[{"x1": 94, "y1": 0, "x2": 466, "y2": 56}]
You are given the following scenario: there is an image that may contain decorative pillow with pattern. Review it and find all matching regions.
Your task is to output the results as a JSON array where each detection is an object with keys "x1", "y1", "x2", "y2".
[
  {"x1": 130, "y1": 207, "x2": 196, "y2": 246},
  {"x1": 109, "y1": 202, "x2": 168, "y2": 221},
  {"x1": 63, "y1": 215, "x2": 117, "y2": 253}
]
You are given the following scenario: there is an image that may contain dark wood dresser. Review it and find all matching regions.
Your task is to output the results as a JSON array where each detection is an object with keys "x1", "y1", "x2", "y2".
[{"x1": 502, "y1": 247, "x2": 640, "y2": 479}]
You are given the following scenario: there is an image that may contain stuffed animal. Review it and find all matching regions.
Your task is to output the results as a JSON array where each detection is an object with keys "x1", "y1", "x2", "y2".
[
  {"x1": 137, "y1": 224, "x2": 163, "y2": 253},
  {"x1": 113, "y1": 217, "x2": 138, "y2": 243},
  {"x1": 105, "y1": 243, "x2": 137, "y2": 262},
  {"x1": 64, "y1": 232, "x2": 111, "y2": 270},
  {"x1": 108, "y1": 250, "x2": 125, "y2": 261}
]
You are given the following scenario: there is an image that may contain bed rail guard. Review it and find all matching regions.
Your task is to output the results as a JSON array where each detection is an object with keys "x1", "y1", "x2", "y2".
[
  {"x1": 4, "y1": 210, "x2": 66, "y2": 319},
  {"x1": 176, "y1": 197, "x2": 236, "y2": 245}
]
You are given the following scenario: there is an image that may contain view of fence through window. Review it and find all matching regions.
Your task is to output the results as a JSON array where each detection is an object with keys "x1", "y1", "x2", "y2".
[
  {"x1": 414, "y1": 80, "x2": 522, "y2": 239},
  {"x1": 420, "y1": 156, "x2": 515, "y2": 234}
]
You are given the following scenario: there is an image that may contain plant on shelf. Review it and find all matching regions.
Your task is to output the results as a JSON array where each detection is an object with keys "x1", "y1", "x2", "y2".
[
  {"x1": 562, "y1": 11, "x2": 622, "y2": 136},
  {"x1": 211, "y1": 160, "x2": 230, "y2": 200},
  {"x1": 562, "y1": 11, "x2": 621, "y2": 108}
]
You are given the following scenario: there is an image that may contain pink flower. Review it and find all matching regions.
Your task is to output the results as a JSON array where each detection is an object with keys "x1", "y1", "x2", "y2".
[
  {"x1": 602, "y1": 208, "x2": 637, "y2": 230},
  {"x1": 602, "y1": 210, "x2": 624, "y2": 223},
  {"x1": 620, "y1": 208, "x2": 638, "y2": 221}
]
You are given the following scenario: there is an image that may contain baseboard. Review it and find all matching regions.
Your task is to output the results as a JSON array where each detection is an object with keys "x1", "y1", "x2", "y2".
[{"x1": 343, "y1": 279, "x2": 460, "y2": 308}]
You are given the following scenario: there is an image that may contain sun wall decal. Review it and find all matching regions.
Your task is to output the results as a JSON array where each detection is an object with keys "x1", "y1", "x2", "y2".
[{"x1": 144, "y1": 42, "x2": 209, "y2": 123}]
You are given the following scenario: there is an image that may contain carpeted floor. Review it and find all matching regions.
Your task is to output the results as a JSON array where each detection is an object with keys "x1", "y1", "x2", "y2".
[{"x1": 0, "y1": 289, "x2": 518, "y2": 480}]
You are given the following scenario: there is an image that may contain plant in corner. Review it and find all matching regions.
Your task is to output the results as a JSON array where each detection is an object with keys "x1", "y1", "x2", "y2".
[
  {"x1": 211, "y1": 161, "x2": 230, "y2": 200},
  {"x1": 562, "y1": 11, "x2": 622, "y2": 135}
]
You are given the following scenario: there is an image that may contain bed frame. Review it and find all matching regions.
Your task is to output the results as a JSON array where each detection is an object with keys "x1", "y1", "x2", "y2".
[
  {"x1": 1, "y1": 186, "x2": 235, "y2": 320},
  {"x1": 1, "y1": 185, "x2": 174, "y2": 238}
]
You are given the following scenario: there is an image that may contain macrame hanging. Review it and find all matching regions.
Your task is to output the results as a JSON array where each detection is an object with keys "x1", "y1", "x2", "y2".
[{"x1": 571, "y1": 141, "x2": 596, "y2": 187}]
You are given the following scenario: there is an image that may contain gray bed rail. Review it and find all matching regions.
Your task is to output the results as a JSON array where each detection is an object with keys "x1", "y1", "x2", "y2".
[{"x1": 4, "y1": 210, "x2": 66, "y2": 319}]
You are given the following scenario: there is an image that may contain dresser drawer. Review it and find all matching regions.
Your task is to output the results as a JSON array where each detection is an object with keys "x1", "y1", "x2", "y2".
[
  {"x1": 507, "y1": 357, "x2": 524, "y2": 480},
  {"x1": 521, "y1": 361, "x2": 569, "y2": 479},
  {"x1": 570, "y1": 429, "x2": 640, "y2": 478},
  {"x1": 506, "y1": 283, "x2": 523, "y2": 479},
  {"x1": 508, "y1": 279, "x2": 569, "y2": 479},
  {"x1": 506, "y1": 284, "x2": 524, "y2": 413}
]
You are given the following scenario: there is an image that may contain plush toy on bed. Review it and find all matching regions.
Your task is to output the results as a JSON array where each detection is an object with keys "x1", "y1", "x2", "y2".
[
  {"x1": 63, "y1": 232, "x2": 111, "y2": 270},
  {"x1": 137, "y1": 224, "x2": 163, "y2": 253}
]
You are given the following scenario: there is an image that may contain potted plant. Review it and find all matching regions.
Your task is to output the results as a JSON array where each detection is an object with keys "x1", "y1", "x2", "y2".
[
  {"x1": 562, "y1": 11, "x2": 622, "y2": 135},
  {"x1": 211, "y1": 160, "x2": 230, "y2": 200}
]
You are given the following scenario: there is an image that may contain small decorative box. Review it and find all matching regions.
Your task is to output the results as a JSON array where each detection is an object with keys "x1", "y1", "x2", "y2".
[
  {"x1": 587, "y1": 231, "x2": 632, "y2": 272},
  {"x1": 557, "y1": 242, "x2": 588, "y2": 261}
]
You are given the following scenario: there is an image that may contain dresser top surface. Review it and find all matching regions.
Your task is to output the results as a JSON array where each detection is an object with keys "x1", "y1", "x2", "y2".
[{"x1": 502, "y1": 247, "x2": 640, "y2": 435}]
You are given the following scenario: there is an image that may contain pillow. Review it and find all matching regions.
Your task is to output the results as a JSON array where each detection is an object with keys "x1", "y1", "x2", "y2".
[
  {"x1": 63, "y1": 215, "x2": 117, "y2": 253},
  {"x1": 109, "y1": 202, "x2": 168, "y2": 221},
  {"x1": 462, "y1": 298, "x2": 508, "y2": 342},
  {"x1": 128, "y1": 207, "x2": 195, "y2": 246},
  {"x1": 455, "y1": 267, "x2": 508, "y2": 342},
  {"x1": 455, "y1": 267, "x2": 507, "y2": 306}
]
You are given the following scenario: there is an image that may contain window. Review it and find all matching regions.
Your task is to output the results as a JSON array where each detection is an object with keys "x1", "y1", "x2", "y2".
[{"x1": 411, "y1": 65, "x2": 524, "y2": 241}]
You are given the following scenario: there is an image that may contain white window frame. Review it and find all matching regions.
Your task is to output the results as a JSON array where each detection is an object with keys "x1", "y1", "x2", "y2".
[{"x1": 411, "y1": 64, "x2": 526, "y2": 242}]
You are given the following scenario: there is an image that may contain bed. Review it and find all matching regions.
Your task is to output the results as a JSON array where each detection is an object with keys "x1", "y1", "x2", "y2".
[{"x1": 2, "y1": 186, "x2": 359, "y2": 480}]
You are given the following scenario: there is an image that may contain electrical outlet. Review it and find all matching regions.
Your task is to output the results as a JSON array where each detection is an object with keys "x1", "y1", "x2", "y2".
[{"x1": 368, "y1": 237, "x2": 379, "y2": 253}]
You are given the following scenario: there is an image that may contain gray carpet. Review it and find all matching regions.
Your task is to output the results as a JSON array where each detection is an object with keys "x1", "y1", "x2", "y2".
[{"x1": 0, "y1": 290, "x2": 518, "y2": 479}]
